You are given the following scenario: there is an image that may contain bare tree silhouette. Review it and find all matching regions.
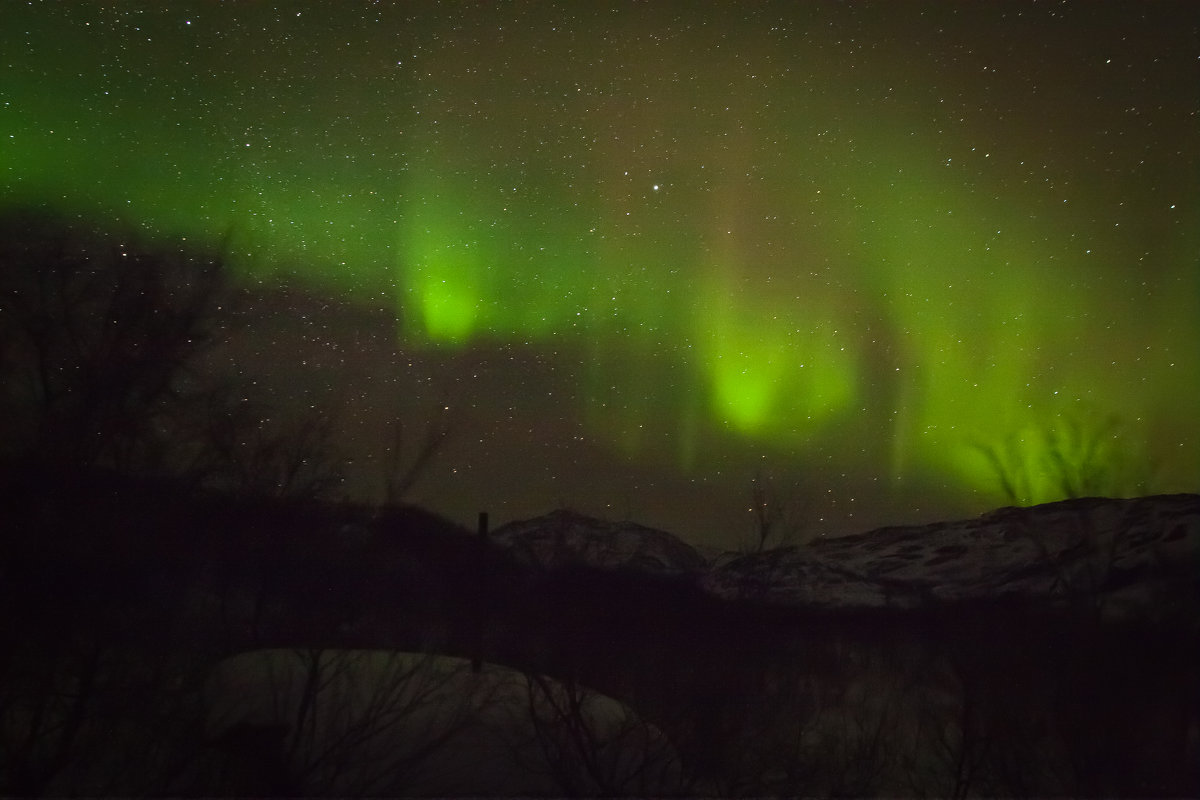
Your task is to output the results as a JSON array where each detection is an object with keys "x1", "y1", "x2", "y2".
[
  {"x1": 201, "y1": 649, "x2": 683, "y2": 796},
  {"x1": 0, "y1": 207, "x2": 228, "y2": 474},
  {"x1": 185, "y1": 386, "x2": 345, "y2": 501},
  {"x1": 971, "y1": 409, "x2": 1152, "y2": 507},
  {"x1": 743, "y1": 470, "x2": 814, "y2": 553},
  {"x1": 381, "y1": 406, "x2": 454, "y2": 506}
]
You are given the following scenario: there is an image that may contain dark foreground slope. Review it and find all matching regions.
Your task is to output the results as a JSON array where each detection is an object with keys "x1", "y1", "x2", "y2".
[{"x1": 2, "y1": 463, "x2": 1197, "y2": 796}]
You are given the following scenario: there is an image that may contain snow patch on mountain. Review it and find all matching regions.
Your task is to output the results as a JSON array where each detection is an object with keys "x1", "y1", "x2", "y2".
[
  {"x1": 704, "y1": 493, "x2": 1200, "y2": 616},
  {"x1": 486, "y1": 496, "x2": 1198, "y2": 621},
  {"x1": 490, "y1": 508, "x2": 708, "y2": 575}
]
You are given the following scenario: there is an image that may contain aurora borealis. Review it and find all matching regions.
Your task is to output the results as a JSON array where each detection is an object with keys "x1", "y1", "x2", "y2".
[{"x1": 3, "y1": 1, "x2": 1197, "y2": 546}]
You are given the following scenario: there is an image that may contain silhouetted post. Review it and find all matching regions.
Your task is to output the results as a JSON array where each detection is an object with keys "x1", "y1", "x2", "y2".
[{"x1": 472, "y1": 512, "x2": 488, "y2": 672}]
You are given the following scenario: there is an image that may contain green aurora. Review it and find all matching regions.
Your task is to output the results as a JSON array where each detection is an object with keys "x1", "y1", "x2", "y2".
[{"x1": 3, "y1": 2, "x2": 1197, "y2": 539}]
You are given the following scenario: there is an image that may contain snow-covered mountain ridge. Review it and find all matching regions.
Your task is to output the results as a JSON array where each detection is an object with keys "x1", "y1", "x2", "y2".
[
  {"x1": 707, "y1": 493, "x2": 1200, "y2": 616},
  {"x1": 490, "y1": 508, "x2": 709, "y2": 574},
  {"x1": 495, "y1": 495, "x2": 1200, "y2": 619}
]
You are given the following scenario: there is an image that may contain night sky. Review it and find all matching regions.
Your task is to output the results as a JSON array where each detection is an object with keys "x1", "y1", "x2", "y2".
[{"x1": 4, "y1": 1, "x2": 1197, "y2": 548}]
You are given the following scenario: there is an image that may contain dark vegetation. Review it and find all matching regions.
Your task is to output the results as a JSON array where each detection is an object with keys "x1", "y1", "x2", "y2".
[{"x1": 1, "y1": 207, "x2": 1196, "y2": 796}]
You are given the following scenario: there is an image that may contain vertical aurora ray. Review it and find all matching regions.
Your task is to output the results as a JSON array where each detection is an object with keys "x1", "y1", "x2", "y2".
[
  {"x1": 794, "y1": 111, "x2": 1199, "y2": 505},
  {"x1": 693, "y1": 277, "x2": 858, "y2": 437},
  {"x1": 397, "y1": 184, "x2": 486, "y2": 344}
]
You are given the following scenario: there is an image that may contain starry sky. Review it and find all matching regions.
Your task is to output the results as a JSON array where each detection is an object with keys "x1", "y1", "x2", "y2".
[{"x1": 3, "y1": 1, "x2": 1198, "y2": 548}]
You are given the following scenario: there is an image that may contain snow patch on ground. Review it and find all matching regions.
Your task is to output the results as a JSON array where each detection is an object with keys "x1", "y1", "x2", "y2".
[{"x1": 204, "y1": 649, "x2": 682, "y2": 796}]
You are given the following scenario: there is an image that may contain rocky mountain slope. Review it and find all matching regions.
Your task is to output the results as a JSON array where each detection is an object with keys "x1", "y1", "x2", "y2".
[
  {"x1": 704, "y1": 493, "x2": 1200, "y2": 619},
  {"x1": 493, "y1": 494, "x2": 1199, "y2": 622},
  {"x1": 490, "y1": 508, "x2": 708, "y2": 575}
]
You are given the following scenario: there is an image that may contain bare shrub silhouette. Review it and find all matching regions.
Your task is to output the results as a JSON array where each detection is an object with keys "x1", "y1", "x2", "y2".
[
  {"x1": 202, "y1": 648, "x2": 683, "y2": 796},
  {"x1": 204, "y1": 649, "x2": 493, "y2": 795},
  {"x1": 518, "y1": 672, "x2": 685, "y2": 796},
  {"x1": 0, "y1": 633, "x2": 214, "y2": 796},
  {"x1": 184, "y1": 387, "x2": 346, "y2": 501}
]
